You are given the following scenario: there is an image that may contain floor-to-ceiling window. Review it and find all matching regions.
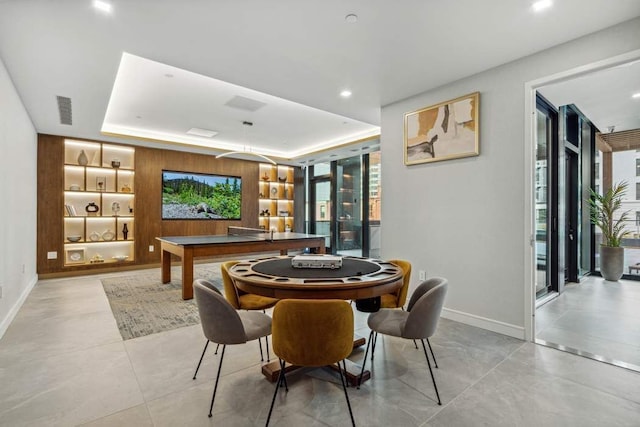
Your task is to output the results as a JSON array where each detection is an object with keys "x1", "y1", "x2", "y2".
[
  {"x1": 535, "y1": 96, "x2": 558, "y2": 298},
  {"x1": 595, "y1": 138, "x2": 640, "y2": 277},
  {"x1": 309, "y1": 163, "x2": 332, "y2": 252},
  {"x1": 368, "y1": 152, "x2": 381, "y2": 258},
  {"x1": 307, "y1": 150, "x2": 380, "y2": 257}
]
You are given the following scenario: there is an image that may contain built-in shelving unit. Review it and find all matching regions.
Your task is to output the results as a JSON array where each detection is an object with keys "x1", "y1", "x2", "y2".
[
  {"x1": 258, "y1": 163, "x2": 294, "y2": 232},
  {"x1": 63, "y1": 139, "x2": 135, "y2": 266}
]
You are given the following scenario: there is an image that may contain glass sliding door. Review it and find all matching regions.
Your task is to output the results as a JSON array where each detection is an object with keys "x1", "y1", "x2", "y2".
[
  {"x1": 367, "y1": 152, "x2": 381, "y2": 258},
  {"x1": 559, "y1": 104, "x2": 594, "y2": 283},
  {"x1": 307, "y1": 149, "x2": 381, "y2": 257},
  {"x1": 309, "y1": 163, "x2": 332, "y2": 252},
  {"x1": 535, "y1": 95, "x2": 558, "y2": 298},
  {"x1": 336, "y1": 157, "x2": 362, "y2": 256}
]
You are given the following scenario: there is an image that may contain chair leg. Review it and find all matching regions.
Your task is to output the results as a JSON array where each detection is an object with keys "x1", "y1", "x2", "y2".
[
  {"x1": 337, "y1": 359, "x2": 356, "y2": 427},
  {"x1": 193, "y1": 340, "x2": 210, "y2": 380},
  {"x1": 214, "y1": 343, "x2": 219, "y2": 355},
  {"x1": 371, "y1": 331, "x2": 378, "y2": 362},
  {"x1": 357, "y1": 330, "x2": 374, "y2": 389},
  {"x1": 258, "y1": 337, "x2": 264, "y2": 362},
  {"x1": 208, "y1": 345, "x2": 226, "y2": 417},
  {"x1": 420, "y1": 340, "x2": 441, "y2": 405},
  {"x1": 280, "y1": 360, "x2": 288, "y2": 391},
  {"x1": 426, "y1": 338, "x2": 438, "y2": 368},
  {"x1": 266, "y1": 359, "x2": 287, "y2": 426},
  {"x1": 266, "y1": 335, "x2": 270, "y2": 362},
  {"x1": 262, "y1": 310, "x2": 270, "y2": 362}
]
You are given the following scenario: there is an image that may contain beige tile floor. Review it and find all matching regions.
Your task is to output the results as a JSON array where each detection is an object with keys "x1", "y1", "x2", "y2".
[
  {"x1": 536, "y1": 275, "x2": 640, "y2": 370},
  {"x1": 1, "y1": 268, "x2": 640, "y2": 426}
]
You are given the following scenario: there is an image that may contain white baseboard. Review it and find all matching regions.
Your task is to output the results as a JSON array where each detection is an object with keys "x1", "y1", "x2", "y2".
[
  {"x1": 441, "y1": 307, "x2": 525, "y2": 340},
  {"x1": 0, "y1": 275, "x2": 38, "y2": 339}
]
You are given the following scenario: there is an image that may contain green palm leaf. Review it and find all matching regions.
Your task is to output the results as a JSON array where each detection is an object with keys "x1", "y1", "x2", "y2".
[{"x1": 589, "y1": 181, "x2": 630, "y2": 247}]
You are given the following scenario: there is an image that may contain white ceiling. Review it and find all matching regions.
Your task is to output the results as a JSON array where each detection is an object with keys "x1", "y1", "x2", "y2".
[
  {"x1": 539, "y1": 59, "x2": 640, "y2": 133},
  {"x1": 1, "y1": 1, "x2": 639, "y2": 164}
]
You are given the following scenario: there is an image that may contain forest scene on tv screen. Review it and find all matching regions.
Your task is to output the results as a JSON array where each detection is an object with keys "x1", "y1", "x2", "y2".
[{"x1": 162, "y1": 171, "x2": 242, "y2": 220}]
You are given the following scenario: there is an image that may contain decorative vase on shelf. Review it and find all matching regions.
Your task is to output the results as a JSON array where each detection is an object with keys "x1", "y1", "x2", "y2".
[
  {"x1": 122, "y1": 223, "x2": 129, "y2": 240},
  {"x1": 77, "y1": 150, "x2": 89, "y2": 166},
  {"x1": 85, "y1": 202, "x2": 99, "y2": 216}
]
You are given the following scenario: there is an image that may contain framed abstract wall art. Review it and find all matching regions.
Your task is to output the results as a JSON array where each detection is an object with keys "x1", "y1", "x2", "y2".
[{"x1": 404, "y1": 92, "x2": 479, "y2": 165}]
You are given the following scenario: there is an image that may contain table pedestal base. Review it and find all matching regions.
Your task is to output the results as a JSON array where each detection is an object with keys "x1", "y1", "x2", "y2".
[{"x1": 261, "y1": 336, "x2": 370, "y2": 387}]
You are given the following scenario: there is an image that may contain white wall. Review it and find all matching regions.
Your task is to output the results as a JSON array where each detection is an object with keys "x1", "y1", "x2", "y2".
[
  {"x1": 381, "y1": 18, "x2": 640, "y2": 338},
  {"x1": 0, "y1": 55, "x2": 37, "y2": 338}
]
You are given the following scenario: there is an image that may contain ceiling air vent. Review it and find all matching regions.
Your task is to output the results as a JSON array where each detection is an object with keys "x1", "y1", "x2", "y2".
[
  {"x1": 56, "y1": 96, "x2": 72, "y2": 125},
  {"x1": 224, "y1": 95, "x2": 267, "y2": 112}
]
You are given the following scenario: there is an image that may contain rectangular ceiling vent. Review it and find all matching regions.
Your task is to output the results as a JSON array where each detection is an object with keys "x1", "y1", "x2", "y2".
[
  {"x1": 224, "y1": 95, "x2": 267, "y2": 112},
  {"x1": 56, "y1": 95, "x2": 72, "y2": 125},
  {"x1": 186, "y1": 127, "x2": 218, "y2": 138}
]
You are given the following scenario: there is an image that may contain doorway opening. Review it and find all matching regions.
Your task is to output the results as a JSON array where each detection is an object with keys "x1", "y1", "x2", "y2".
[{"x1": 527, "y1": 49, "x2": 640, "y2": 372}]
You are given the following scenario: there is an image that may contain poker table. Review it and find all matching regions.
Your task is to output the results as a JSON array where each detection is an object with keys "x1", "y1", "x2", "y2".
[
  {"x1": 228, "y1": 255, "x2": 404, "y2": 386},
  {"x1": 228, "y1": 255, "x2": 403, "y2": 301}
]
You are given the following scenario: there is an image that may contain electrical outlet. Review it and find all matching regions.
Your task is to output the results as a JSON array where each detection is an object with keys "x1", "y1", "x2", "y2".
[
  {"x1": 149, "y1": 245, "x2": 155, "y2": 252},
  {"x1": 47, "y1": 251, "x2": 57, "y2": 260},
  {"x1": 419, "y1": 270, "x2": 426, "y2": 281}
]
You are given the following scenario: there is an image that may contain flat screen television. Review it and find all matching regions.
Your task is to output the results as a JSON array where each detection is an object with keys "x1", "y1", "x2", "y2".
[{"x1": 162, "y1": 170, "x2": 242, "y2": 220}]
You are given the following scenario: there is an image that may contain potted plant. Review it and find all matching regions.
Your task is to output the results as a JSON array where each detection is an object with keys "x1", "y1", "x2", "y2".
[{"x1": 589, "y1": 181, "x2": 630, "y2": 281}]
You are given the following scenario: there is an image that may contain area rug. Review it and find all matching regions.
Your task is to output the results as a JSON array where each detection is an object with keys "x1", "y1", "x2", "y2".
[{"x1": 101, "y1": 263, "x2": 223, "y2": 340}]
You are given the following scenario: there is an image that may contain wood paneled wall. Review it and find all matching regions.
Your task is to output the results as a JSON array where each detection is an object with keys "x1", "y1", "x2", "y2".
[{"x1": 36, "y1": 134, "x2": 294, "y2": 276}]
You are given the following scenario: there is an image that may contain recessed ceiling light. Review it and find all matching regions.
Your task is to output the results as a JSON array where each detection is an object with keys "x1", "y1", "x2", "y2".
[
  {"x1": 93, "y1": 0, "x2": 112, "y2": 13},
  {"x1": 345, "y1": 14, "x2": 358, "y2": 23},
  {"x1": 632, "y1": 92, "x2": 640, "y2": 99},
  {"x1": 340, "y1": 90, "x2": 352, "y2": 98},
  {"x1": 187, "y1": 127, "x2": 218, "y2": 138},
  {"x1": 532, "y1": 0, "x2": 552, "y2": 12}
]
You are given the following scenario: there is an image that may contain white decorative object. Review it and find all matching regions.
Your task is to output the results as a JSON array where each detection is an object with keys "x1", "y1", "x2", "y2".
[{"x1": 77, "y1": 150, "x2": 88, "y2": 166}]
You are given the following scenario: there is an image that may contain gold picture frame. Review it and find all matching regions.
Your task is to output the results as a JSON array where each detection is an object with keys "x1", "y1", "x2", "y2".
[
  {"x1": 65, "y1": 248, "x2": 85, "y2": 264},
  {"x1": 404, "y1": 92, "x2": 479, "y2": 165}
]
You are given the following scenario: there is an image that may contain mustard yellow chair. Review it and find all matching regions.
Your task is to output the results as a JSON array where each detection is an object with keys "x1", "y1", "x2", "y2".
[
  {"x1": 220, "y1": 260, "x2": 279, "y2": 361},
  {"x1": 380, "y1": 259, "x2": 412, "y2": 309},
  {"x1": 266, "y1": 299, "x2": 356, "y2": 426},
  {"x1": 221, "y1": 260, "x2": 279, "y2": 311}
]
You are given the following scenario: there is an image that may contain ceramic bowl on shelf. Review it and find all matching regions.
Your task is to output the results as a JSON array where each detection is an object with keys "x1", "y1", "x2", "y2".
[
  {"x1": 66, "y1": 235, "x2": 82, "y2": 242},
  {"x1": 101, "y1": 230, "x2": 115, "y2": 241},
  {"x1": 112, "y1": 255, "x2": 128, "y2": 262},
  {"x1": 69, "y1": 184, "x2": 81, "y2": 191}
]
